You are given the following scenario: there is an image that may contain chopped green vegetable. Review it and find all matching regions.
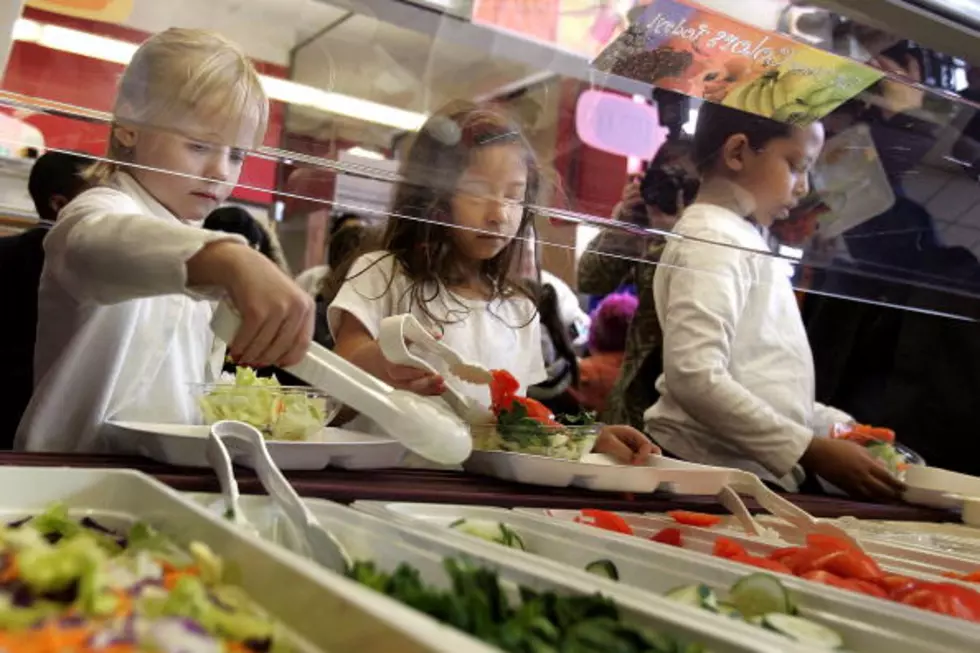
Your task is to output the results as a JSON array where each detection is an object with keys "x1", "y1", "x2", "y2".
[
  {"x1": 348, "y1": 558, "x2": 688, "y2": 653},
  {"x1": 585, "y1": 560, "x2": 619, "y2": 581},
  {"x1": 729, "y1": 573, "x2": 794, "y2": 619},
  {"x1": 665, "y1": 584, "x2": 718, "y2": 612},
  {"x1": 449, "y1": 519, "x2": 526, "y2": 551},
  {"x1": 759, "y1": 613, "x2": 843, "y2": 649},
  {"x1": 198, "y1": 367, "x2": 328, "y2": 441}
]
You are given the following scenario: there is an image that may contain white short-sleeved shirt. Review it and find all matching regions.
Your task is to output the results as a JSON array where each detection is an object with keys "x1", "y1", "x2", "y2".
[
  {"x1": 328, "y1": 251, "x2": 547, "y2": 411},
  {"x1": 15, "y1": 173, "x2": 241, "y2": 453}
]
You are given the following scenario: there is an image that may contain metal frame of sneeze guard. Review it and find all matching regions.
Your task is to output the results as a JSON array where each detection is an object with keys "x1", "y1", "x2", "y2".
[{"x1": 209, "y1": 301, "x2": 472, "y2": 465}]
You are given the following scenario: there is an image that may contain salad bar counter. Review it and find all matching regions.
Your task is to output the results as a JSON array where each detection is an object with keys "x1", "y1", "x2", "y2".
[{"x1": 0, "y1": 451, "x2": 954, "y2": 522}]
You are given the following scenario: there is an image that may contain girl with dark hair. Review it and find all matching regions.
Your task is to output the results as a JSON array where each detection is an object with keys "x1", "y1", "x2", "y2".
[
  {"x1": 647, "y1": 102, "x2": 904, "y2": 500},
  {"x1": 328, "y1": 101, "x2": 654, "y2": 464}
]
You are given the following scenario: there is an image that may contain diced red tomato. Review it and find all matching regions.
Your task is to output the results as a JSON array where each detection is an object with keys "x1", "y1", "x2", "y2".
[
  {"x1": 650, "y1": 527, "x2": 683, "y2": 547},
  {"x1": 805, "y1": 533, "x2": 858, "y2": 552},
  {"x1": 877, "y1": 575, "x2": 919, "y2": 598},
  {"x1": 841, "y1": 578, "x2": 888, "y2": 599},
  {"x1": 822, "y1": 551, "x2": 884, "y2": 582},
  {"x1": 667, "y1": 511, "x2": 723, "y2": 528},
  {"x1": 731, "y1": 554, "x2": 792, "y2": 574},
  {"x1": 510, "y1": 396, "x2": 559, "y2": 425},
  {"x1": 712, "y1": 537, "x2": 748, "y2": 560},
  {"x1": 800, "y1": 569, "x2": 853, "y2": 591},
  {"x1": 573, "y1": 509, "x2": 634, "y2": 535},
  {"x1": 489, "y1": 369, "x2": 520, "y2": 408},
  {"x1": 768, "y1": 546, "x2": 804, "y2": 562}
]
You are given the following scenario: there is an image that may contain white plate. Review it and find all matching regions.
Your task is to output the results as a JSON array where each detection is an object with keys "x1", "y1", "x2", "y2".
[
  {"x1": 463, "y1": 451, "x2": 738, "y2": 493},
  {"x1": 105, "y1": 421, "x2": 407, "y2": 470},
  {"x1": 0, "y1": 467, "x2": 492, "y2": 652},
  {"x1": 355, "y1": 501, "x2": 980, "y2": 653}
]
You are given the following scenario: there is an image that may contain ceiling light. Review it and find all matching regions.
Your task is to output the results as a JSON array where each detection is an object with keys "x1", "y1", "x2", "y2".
[
  {"x1": 11, "y1": 18, "x2": 427, "y2": 131},
  {"x1": 344, "y1": 146, "x2": 386, "y2": 160}
]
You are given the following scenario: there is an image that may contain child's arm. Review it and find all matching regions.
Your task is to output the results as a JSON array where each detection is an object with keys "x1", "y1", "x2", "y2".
[
  {"x1": 327, "y1": 252, "x2": 443, "y2": 396},
  {"x1": 332, "y1": 311, "x2": 444, "y2": 396},
  {"x1": 47, "y1": 189, "x2": 313, "y2": 367},
  {"x1": 187, "y1": 241, "x2": 313, "y2": 367},
  {"x1": 659, "y1": 239, "x2": 816, "y2": 478},
  {"x1": 661, "y1": 240, "x2": 903, "y2": 499}
]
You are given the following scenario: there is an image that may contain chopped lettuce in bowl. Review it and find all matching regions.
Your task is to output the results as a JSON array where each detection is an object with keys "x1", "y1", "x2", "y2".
[{"x1": 192, "y1": 368, "x2": 340, "y2": 441}]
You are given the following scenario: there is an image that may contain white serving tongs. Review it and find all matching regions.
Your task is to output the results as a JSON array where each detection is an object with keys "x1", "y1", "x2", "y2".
[
  {"x1": 207, "y1": 420, "x2": 352, "y2": 572},
  {"x1": 378, "y1": 314, "x2": 494, "y2": 424},
  {"x1": 726, "y1": 471, "x2": 862, "y2": 547},
  {"x1": 210, "y1": 301, "x2": 472, "y2": 465},
  {"x1": 645, "y1": 459, "x2": 861, "y2": 548}
]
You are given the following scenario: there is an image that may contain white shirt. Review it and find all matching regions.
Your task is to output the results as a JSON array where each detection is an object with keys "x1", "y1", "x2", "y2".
[
  {"x1": 16, "y1": 173, "x2": 242, "y2": 453},
  {"x1": 295, "y1": 264, "x2": 329, "y2": 297},
  {"x1": 328, "y1": 251, "x2": 547, "y2": 410},
  {"x1": 541, "y1": 269, "x2": 591, "y2": 344},
  {"x1": 645, "y1": 204, "x2": 851, "y2": 490}
]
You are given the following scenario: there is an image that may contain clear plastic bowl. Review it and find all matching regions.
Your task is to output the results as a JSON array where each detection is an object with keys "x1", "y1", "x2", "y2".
[
  {"x1": 470, "y1": 423, "x2": 601, "y2": 461},
  {"x1": 190, "y1": 383, "x2": 342, "y2": 442}
]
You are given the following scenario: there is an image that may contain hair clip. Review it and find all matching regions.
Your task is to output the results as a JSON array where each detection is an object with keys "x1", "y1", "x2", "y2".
[{"x1": 425, "y1": 116, "x2": 462, "y2": 146}]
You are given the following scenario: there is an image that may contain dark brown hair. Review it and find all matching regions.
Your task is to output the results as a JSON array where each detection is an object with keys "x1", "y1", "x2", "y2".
[
  {"x1": 692, "y1": 101, "x2": 795, "y2": 174},
  {"x1": 324, "y1": 101, "x2": 541, "y2": 327}
]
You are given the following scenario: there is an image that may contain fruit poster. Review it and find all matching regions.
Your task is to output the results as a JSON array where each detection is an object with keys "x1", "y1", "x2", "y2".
[
  {"x1": 592, "y1": 0, "x2": 883, "y2": 124},
  {"x1": 26, "y1": 0, "x2": 133, "y2": 22}
]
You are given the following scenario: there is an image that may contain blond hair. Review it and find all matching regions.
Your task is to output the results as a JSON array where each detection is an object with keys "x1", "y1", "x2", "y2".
[{"x1": 87, "y1": 28, "x2": 268, "y2": 184}]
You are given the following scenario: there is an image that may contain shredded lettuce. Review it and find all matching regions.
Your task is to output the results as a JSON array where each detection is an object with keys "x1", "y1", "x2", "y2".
[{"x1": 198, "y1": 368, "x2": 327, "y2": 441}]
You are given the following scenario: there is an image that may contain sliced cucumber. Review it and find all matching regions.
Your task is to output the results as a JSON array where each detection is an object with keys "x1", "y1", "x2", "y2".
[
  {"x1": 715, "y1": 602, "x2": 743, "y2": 620},
  {"x1": 666, "y1": 584, "x2": 718, "y2": 611},
  {"x1": 760, "y1": 613, "x2": 844, "y2": 649},
  {"x1": 585, "y1": 559, "x2": 619, "y2": 580},
  {"x1": 449, "y1": 519, "x2": 526, "y2": 550},
  {"x1": 729, "y1": 573, "x2": 794, "y2": 618},
  {"x1": 498, "y1": 523, "x2": 526, "y2": 550}
]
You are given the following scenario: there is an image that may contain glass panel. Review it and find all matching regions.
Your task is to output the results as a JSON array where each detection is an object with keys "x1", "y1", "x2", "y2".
[{"x1": 0, "y1": 0, "x2": 979, "y2": 470}]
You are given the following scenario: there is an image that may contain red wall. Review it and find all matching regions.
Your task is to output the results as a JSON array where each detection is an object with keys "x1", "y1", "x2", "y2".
[
  {"x1": 1, "y1": 7, "x2": 287, "y2": 205},
  {"x1": 553, "y1": 78, "x2": 626, "y2": 220}
]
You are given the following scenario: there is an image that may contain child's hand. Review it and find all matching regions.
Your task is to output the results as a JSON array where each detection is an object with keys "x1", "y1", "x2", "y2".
[
  {"x1": 383, "y1": 359, "x2": 446, "y2": 396},
  {"x1": 593, "y1": 425, "x2": 660, "y2": 465},
  {"x1": 802, "y1": 437, "x2": 906, "y2": 501},
  {"x1": 188, "y1": 241, "x2": 314, "y2": 367}
]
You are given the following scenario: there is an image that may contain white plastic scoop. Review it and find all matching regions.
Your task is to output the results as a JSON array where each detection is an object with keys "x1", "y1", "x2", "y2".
[{"x1": 210, "y1": 301, "x2": 472, "y2": 465}]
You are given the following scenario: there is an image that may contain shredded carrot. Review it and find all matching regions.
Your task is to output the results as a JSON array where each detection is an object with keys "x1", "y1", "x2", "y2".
[{"x1": 0, "y1": 555, "x2": 19, "y2": 583}]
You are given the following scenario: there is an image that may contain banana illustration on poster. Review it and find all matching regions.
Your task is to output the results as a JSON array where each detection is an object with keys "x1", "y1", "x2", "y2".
[{"x1": 592, "y1": 0, "x2": 883, "y2": 124}]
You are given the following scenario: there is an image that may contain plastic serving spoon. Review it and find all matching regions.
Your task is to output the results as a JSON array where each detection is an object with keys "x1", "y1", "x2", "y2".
[
  {"x1": 210, "y1": 420, "x2": 352, "y2": 572},
  {"x1": 210, "y1": 301, "x2": 472, "y2": 465},
  {"x1": 204, "y1": 429, "x2": 258, "y2": 536}
]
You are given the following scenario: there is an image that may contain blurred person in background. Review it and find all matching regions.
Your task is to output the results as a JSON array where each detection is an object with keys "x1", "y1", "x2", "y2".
[
  {"x1": 525, "y1": 279, "x2": 581, "y2": 417},
  {"x1": 314, "y1": 218, "x2": 377, "y2": 349},
  {"x1": 295, "y1": 212, "x2": 364, "y2": 296},
  {"x1": 569, "y1": 292, "x2": 638, "y2": 413},
  {"x1": 577, "y1": 136, "x2": 697, "y2": 430},
  {"x1": 0, "y1": 151, "x2": 90, "y2": 447},
  {"x1": 517, "y1": 229, "x2": 591, "y2": 349},
  {"x1": 202, "y1": 206, "x2": 290, "y2": 273}
]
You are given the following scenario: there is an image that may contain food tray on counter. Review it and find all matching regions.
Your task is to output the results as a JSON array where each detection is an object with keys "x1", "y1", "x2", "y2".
[
  {"x1": 355, "y1": 501, "x2": 980, "y2": 652},
  {"x1": 0, "y1": 466, "x2": 492, "y2": 653},
  {"x1": 463, "y1": 452, "x2": 739, "y2": 493},
  {"x1": 540, "y1": 509, "x2": 980, "y2": 582},
  {"x1": 104, "y1": 420, "x2": 407, "y2": 470},
  {"x1": 185, "y1": 493, "x2": 825, "y2": 653}
]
